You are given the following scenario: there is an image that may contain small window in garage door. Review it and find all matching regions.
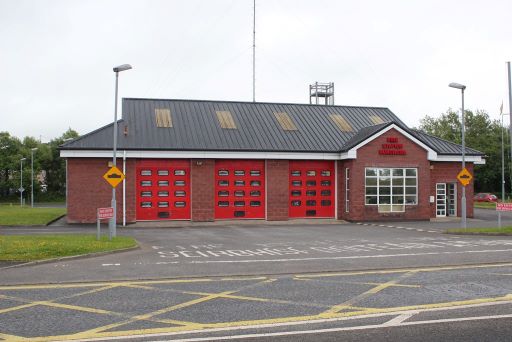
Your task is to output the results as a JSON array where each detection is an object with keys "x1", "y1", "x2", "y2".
[
  {"x1": 215, "y1": 160, "x2": 265, "y2": 219},
  {"x1": 136, "y1": 159, "x2": 190, "y2": 221},
  {"x1": 289, "y1": 160, "x2": 335, "y2": 218}
]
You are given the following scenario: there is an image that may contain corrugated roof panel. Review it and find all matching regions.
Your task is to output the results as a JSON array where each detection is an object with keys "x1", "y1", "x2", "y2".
[
  {"x1": 274, "y1": 112, "x2": 297, "y2": 131},
  {"x1": 329, "y1": 114, "x2": 353, "y2": 132},
  {"x1": 59, "y1": 98, "x2": 483, "y2": 156},
  {"x1": 155, "y1": 108, "x2": 172, "y2": 128},
  {"x1": 216, "y1": 110, "x2": 237, "y2": 129}
]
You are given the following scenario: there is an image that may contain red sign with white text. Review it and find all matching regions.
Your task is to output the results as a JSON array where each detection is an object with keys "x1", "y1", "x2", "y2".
[
  {"x1": 98, "y1": 207, "x2": 114, "y2": 219},
  {"x1": 379, "y1": 137, "x2": 406, "y2": 155},
  {"x1": 496, "y1": 203, "x2": 512, "y2": 211}
]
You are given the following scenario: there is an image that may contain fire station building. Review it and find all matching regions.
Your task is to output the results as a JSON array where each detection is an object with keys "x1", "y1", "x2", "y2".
[{"x1": 60, "y1": 98, "x2": 484, "y2": 224}]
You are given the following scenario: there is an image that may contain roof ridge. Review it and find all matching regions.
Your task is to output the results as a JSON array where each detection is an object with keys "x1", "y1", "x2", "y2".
[{"x1": 122, "y1": 97, "x2": 391, "y2": 110}]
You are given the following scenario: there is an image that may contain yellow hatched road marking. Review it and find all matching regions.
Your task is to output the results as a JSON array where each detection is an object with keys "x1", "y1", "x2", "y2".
[
  {"x1": 0, "y1": 332, "x2": 29, "y2": 341},
  {"x1": 70, "y1": 291, "x2": 239, "y2": 338},
  {"x1": 296, "y1": 262, "x2": 512, "y2": 279},
  {"x1": 322, "y1": 271, "x2": 419, "y2": 315},
  {"x1": 181, "y1": 291, "x2": 271, "y2": 303},
  {"x1": 0, "y1": 302, "x2": 39, "y2": 314},
  {"x1": 0, "y1": 276, "x2": 267, "y2": 291}
]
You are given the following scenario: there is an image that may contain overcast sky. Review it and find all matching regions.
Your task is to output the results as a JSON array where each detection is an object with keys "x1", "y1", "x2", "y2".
[{"x1": 1, "y1": 0, "x2": 512, "y2": 141}]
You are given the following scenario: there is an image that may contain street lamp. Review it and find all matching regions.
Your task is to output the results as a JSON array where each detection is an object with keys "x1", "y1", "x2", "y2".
[
  {"x1": 31, "y1": 148, "x2": 38, "y2": 208},
  {"x1": 20, "y1": 157, "x2": 26, "y2": 207},
  {"x1": 448, "y1": 82, "x2": 467, "y2": 229},
  {"x1": 500, "y1": 109, "x2": 509, "y2": 228},
  {"x1": 110, "y1": 64, "x2": 132, "y2": 238}
]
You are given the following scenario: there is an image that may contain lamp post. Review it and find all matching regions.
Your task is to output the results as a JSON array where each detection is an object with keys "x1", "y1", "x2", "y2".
[
  {"x1": 110, "y1": 64, "x2": 132, "y2": 238},
  {"x1": 31, "y1": 148, "x2": 38, "y2": 208},
  {"x1": 500, "y1": 109, "x2": 509, "y2": 228},
  {"x1": 449, "y1": 82, "x2": 467, "y2": 229},
  {"x1": 20, "y1": 158, "x2": 26, "y2": 207}
]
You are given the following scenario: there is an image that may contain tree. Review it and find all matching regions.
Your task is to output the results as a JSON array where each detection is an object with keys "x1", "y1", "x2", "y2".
[
  {"x1": 418, "y1": 109, "x2": 505, "y2": 195},
  {"x1": 40, "y1": 128, "x2": 80, "y2": 197},
  {"x1": 0, "y1": 128, "x2": 80, "y2": 202}
]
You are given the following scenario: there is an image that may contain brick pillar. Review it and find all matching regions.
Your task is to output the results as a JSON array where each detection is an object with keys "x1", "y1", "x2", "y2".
[
  {"x1": 266, "y1": 159, "x2": 289, "y2": 221},
  {"x1": 191, "y1": 159, "x2": 215, "y2": 221}
]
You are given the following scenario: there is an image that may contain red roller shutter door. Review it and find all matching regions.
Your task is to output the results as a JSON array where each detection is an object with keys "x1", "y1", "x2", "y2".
[
  {"x1": 289, "y1": 160, "x2": 335, "y2": 218},
  {"x1": 136, "y1": 159, "x2": 190, "y2": 221},
  {"x1": 215, "y1": 160, "x2": 265, "y2": 219}
]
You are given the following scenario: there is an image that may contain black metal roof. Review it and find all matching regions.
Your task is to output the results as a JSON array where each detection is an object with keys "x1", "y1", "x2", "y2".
[{"x1": 60, "y1": 98, "x2": 483, "y2": 156}]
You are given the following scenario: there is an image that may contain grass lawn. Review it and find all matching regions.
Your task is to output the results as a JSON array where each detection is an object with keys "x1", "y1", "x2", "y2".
[
  {"x1": 446, "y1": 226, "x2": 512, "y2": 235},
  {"x1": 0, "y1": 235, "x2": 137, "y2": 261},
  {"x1": 474, "y1": 202, "x2": 498, "y2": 209},
  {"x1": 0, "y1": 205, "x2": 66, "y2": 225}
]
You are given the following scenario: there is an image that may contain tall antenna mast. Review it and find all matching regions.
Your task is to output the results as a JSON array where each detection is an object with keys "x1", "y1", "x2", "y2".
[{"x1": 252, "y1": 0, "x2": 256, "y2": 102}]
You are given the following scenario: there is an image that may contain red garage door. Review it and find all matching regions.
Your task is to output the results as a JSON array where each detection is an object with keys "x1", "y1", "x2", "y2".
[
  {"x1": 289, "y1": 160, "x2": 335, "y2": 218},
  {"x1": 136, "y1": 159, "x2": 190, "y2": 221},
  {"x1": 215, "y1": 160, "x2": 265, "y2": 219}
]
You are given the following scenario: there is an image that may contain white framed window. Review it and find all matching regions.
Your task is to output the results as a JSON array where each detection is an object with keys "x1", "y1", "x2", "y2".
[{"x1": 365, "y1": 168, "x2": 417, "y2": 213}]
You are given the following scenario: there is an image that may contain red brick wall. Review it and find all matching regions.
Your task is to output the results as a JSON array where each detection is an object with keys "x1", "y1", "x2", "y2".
[
  {"x1": 337, "y1": 160, "x2": 352, "y2": 220},
  {"x1": 67, "y1": 158, "x2": 136, "y2": 224},
  {"x1": 191, "y1": 159, "x2": 215, "y2": 221},
  {"x1": 266, "y1": 160, "x2": 289, "y2": 220},
  {"x1": 430, "y1": 162, "x2": 474, "y2": 218},
  {"x1": 343, "y1": 128, "x2": 431, "y2": 221}
]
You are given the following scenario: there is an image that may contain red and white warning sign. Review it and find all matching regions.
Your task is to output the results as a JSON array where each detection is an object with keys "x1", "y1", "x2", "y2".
[
  {"x1": 97, "y1": 207, "x2": 114, "y2": 219},
  {"x1": 496, "y1": 203, "x2": 512, "y2": 211}
]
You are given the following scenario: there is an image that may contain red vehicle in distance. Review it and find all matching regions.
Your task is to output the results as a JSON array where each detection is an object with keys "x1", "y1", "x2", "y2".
[{"x1": 473, "y1": 193, "x2": 498, "y2": 202}]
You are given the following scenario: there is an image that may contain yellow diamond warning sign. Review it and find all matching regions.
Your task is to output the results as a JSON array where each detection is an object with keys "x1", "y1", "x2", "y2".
[
  {"x1": 456, "y1": 167, "x2": 472, "y2": 187},
  {"x1": 103, "y1": 166, "x2": 125, "y2": 188}
]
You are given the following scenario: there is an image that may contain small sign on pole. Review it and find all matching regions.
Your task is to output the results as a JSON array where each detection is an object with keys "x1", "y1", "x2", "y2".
[
  {"x1": 496, "y1": 203, "x2": 512, "y2": 211},
  {"x1": 456, "y1": 168, "x2": 473, "y2": 187},
  {"x1": 97, "y1": 207, "x2": 114, "y2": 240}
]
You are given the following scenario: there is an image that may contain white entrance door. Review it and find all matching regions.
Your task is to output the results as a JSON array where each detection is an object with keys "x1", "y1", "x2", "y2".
[
  {"x1": 436, "y1": 183, "x2": 446, "y2": 217},
  {"x1": 447, "y1": 183, "x2": 457, "y2": 216}
]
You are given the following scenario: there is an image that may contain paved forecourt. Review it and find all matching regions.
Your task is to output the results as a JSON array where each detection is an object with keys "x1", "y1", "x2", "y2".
[
  {"x1": 3, "y1": 222, "x2": 512, "y2": 285},
  {"x1": 1, "y1": 263, "x2": 512, "y2": 341}
]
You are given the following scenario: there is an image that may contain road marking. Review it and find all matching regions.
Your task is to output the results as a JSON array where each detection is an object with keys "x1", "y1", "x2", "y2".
[
  {"x1": 0, "y1": 277, "x2": 267, "y2": 291},
  {"x1": 66, "y1": 306, "x2": 512, "y2": 342},
  {"x1": 381, "y1": 312, "x2": 417, "y2": 326},
  {"x1": 322, "y1": 271, "x2": 418, "y2": 315},
  {"x1": 295, "y1": 261, "x2": 512, "y2": 278},
  {"x1": 182, "y1": 249, "x2": 512, "y2": 264},
  {"x1": 144, "y1": 313, "x2": 512, "y2": 341},
  {"x1": 4, "y1": 263, "x2": 512, "y2": 341}
]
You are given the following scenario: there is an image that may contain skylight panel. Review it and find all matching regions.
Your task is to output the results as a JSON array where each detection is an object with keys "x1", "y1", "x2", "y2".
[
  {"x1": 155, "y1": 108, "x2": 172, "y2": 128},
  {"x1": 329, "y1": 114, "x2": 353, "y2": 132},
  {"x1": 216, "y1": 111, "x2": 237, "y2": 129},
  {"x1": 370, "y1": 115, "x2": 384, "y2": 125},
  {"x1": 274, "y1": 112, "x2": 297, "y2": 131}
]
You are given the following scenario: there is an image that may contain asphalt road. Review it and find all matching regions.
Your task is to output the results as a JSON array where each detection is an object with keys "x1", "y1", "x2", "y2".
[
  {"x1": 2, "y1": 215, "x2": 512, "y2": 285},
  {"x1": 1, "y1": 263, "x2": 512, "y2": 341},
  {"x1": 1, "y1": 211, "x2": 512, "y2": 341}
]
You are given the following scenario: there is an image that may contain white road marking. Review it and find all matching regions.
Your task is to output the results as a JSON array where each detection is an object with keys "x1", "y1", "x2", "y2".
[
  {"x1": 185, "y1": 249, "x2": 512, "y2": 264},
  {"x1": 71, "y1": 300, "x2": 512, "y2": 342},
  {"x1": 101, "y1": 263, "x2": 120, "y2": 266},
  {"x1": 166, "y1": 313, "x2": 512, "y2": 341},
  {"x1": 382, "y1": 312, "x2": 417, "y2": 326}
]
